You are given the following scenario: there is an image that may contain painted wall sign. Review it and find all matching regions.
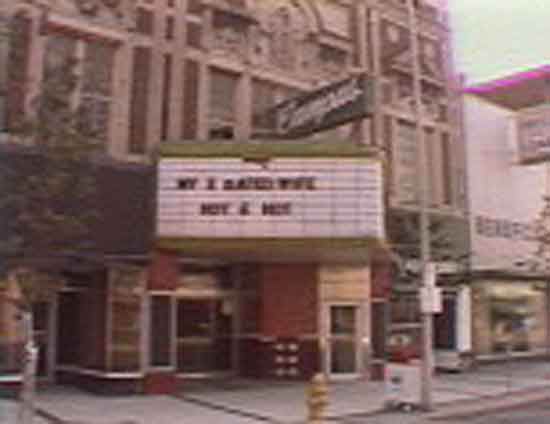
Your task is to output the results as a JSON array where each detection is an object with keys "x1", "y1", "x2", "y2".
[
  {"x1": 157, "y1": 158, "x2": 384, "y2": 239},
  {"x1": 474, "y1": 215, "x2": 536, "y2": 242},
  {"x1": 265, "y1": 73, "x2": 373, "y2": 138}
]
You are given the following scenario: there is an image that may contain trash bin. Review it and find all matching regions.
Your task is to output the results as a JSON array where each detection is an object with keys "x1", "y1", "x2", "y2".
[{"x1": 385, "y1": 360, "x2": 421, "y2": 409}]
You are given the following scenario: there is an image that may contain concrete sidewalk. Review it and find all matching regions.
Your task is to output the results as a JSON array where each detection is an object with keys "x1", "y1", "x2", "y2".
[
  {"x1": 1, "y1": 360, "x2": 550, "y2": 423},
  {"x1": 0, "y1": 399, "x2": 49, "y2": 424},
  {"x1": 178, "y1": 360, "x2": 550, "y2": 422}
]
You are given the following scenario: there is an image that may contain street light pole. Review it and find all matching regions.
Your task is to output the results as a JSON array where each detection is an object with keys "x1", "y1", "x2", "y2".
[{"x1": 406, "y1": 0, "x2": 434, "y2": 410}]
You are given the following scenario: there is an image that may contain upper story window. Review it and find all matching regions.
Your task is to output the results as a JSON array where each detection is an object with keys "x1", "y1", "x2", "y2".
[
  {"x1": 208, "y1": 68, "x2": 239, "y2": 139},
  {"x1": 251, "y1": 79, "x2": 276, "y2": 136},
  {"x1": 43, "y1": 34, "x2": 115, "y2": 144},
  {"x1": 4, "y1": 13, "x2": 32, "y2": 133},
  {"x1": 187, "y1": 0, "x2": 203, "y2": 16},
  {"x1": 135, "y1": 7, "x2": 154, "y2": 36},
  {"x1": 251, "y1": 82, "x2": 303, "y2": 139},
  {"x1": 81, "y1": 41, "x2": 115, "y2": 141},
  {"x1": 394, "y1": 120, "x2": 419, "y2": 204}
]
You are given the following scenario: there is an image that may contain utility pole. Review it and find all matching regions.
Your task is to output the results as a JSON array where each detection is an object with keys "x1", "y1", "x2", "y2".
[
  {"x1": 406, "y1": 0, "x2": 434, "y2": 410},
  {"x1": 544, "y1": 78, "x2": 550, "y2": 359}
]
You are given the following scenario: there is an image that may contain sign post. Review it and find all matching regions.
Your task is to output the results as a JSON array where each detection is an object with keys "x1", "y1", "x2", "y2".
[{"x1": 420, "y1": 263, "x2": 442, "y2": 314}]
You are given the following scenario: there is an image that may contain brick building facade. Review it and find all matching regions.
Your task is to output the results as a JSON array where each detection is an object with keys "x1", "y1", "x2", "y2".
[{"x1": 0, "y1": 0, "x2": 465, "y2": 394}]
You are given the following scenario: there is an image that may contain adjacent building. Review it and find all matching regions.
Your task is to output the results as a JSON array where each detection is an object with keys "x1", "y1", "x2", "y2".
[
  {"x1": 0, "y1": 0, "x2": 465, "y2": 394},
  {"x1": 464, "y1": 66, "x2": 550, "y2": 361}
]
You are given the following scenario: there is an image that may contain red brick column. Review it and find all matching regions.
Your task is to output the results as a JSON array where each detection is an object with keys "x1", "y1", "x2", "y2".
[
  {"x1": 370, "y1": 249, "x2": 393, "y2": 381},
  {"x1": 148, "y1": 249, "x2": 179, "y2": 291},
  {"x1": 143, "y1": 249, "x2": 178, "y2": 394},
  {"x1": 256, "y1": 264, "x2": 320, "y2": 379}
]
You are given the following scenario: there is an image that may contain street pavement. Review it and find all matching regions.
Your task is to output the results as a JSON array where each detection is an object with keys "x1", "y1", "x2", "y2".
[
  {"x1": 343, "y1": 399, "x2": 550, "y2": 424},
  {"x1": 1, "y1": 359, "x2": 550, "y2": 423},
  {"x1": 0, "y1": 399, "x2": 49, "y2": 424},
  {"x1": 445, "y1": 400, "x2": 550, "y2": 424}
]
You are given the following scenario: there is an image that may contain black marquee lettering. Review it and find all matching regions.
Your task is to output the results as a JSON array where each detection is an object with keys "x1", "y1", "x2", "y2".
[
  {"x1": 206, "y1": 178, "x2": 217, "y2": 190},
  {"x1": 200, "y1": 203, "x2": 230, "y2": 215},
  {"x1": 177, "y1": 178, "x2": 198, "y2": 190}
]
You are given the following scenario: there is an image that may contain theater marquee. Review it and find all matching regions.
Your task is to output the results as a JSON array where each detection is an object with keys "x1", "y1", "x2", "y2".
[{"x1": 157, "y1": 149, "x2": 384, "y2": 241}]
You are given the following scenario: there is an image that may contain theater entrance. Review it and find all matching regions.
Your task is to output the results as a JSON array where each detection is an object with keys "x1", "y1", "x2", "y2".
[
  {"x1": 176, "y1": 297, "x2": 234, "y2": 376},
  {"x1": 326, "y1": 304, "x2": 362, "y2": 378}
]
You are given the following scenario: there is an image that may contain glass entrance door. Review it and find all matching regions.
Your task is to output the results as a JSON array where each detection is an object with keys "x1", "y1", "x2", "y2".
[
  {"x1": 328, "y1": 304, "x2": 360, "y2": 377},
  {"x1": 176, "y1": 298, "x2": 233, "y2": 375}
]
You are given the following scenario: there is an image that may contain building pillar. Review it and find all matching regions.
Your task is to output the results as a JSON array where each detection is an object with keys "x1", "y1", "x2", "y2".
[
  {"x1": 143, "y1": 249, "x2": 178, "y2": 394},
  {"x1": 110, "y1": 41, "x2": 133, "y2": 158},
  {"x1": 254, "y1": 264, "x2": 320, "y2": 379},
  {"x1": 370, "y1": 251, "x2": 393, "y2": 381}
]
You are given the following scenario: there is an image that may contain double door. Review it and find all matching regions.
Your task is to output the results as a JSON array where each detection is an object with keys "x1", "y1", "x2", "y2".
[{"x1": 176, "y1": 298, "x2": 233, "y2": 375}]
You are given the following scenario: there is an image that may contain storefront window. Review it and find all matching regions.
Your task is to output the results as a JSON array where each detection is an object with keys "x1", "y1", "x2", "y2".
[
  {"x1": 150, "y1": 296, "x2": 173, "y2": 368},
  {"x1": 108, "y1": 267, "x2": 145, "y2": 372},
  {"x1": 0, "y1": 279, "x2": 23, "y2": 375},
  {"x1": 472, "y1": 282, "x2": 547, "y2": 355}
]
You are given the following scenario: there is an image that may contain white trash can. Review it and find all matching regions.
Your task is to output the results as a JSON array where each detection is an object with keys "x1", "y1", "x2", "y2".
[{"x1": 385, "y1": 361, "x2": 422, "y2": 408}]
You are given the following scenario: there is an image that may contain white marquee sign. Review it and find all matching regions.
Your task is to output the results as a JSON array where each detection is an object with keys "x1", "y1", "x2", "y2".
[{"x1": 157, "y1": 158, "x2": 384, "y2": 239}]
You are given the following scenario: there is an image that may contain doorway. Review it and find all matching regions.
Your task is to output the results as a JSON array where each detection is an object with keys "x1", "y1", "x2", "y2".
[
  {"x1": 176, "y1": 298, "x2": 233, "y2": 376},
  {"x1": 33, "y1": 301, "x2": 54, "y2": 380},
  {"x1": 56, "y1": 291, "x2": 81, "y2": 370},
  {"x1": 326, "y1": 304, "x2": 361, "y2": 378}
]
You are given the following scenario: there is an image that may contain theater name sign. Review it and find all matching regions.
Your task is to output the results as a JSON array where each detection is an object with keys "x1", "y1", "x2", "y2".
[{"x1": 156, "y1": 142, "x2": 385, "y2": 261}]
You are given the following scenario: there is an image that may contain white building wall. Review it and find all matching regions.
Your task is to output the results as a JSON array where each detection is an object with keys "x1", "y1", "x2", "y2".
[{"x1": 464, "y1": 95, "x2": 546, "y2": 271}]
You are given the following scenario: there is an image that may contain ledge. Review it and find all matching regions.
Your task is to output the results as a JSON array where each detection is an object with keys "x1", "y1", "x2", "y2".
[
  {"x1": 158, "y1": 140, "x2": 380, "y2": 159},
  {"x1": 156, "y1": 237, "x2": 388, "y2": 264}
]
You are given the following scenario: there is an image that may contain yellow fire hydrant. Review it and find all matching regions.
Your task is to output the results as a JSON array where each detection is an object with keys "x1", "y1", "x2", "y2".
[{"x1": 307, "y1": 373, "x2": 329, "y2": 424}]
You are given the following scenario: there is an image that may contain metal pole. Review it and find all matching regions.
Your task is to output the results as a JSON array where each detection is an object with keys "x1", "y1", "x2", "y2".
[
  {"x1": 17, "y1": 311, "x2": 37, "y2": 424},
  {"x1": 546, "y1": 278, "x2": 550, "y2": 359},
  {"x1": 406, "y1": 0, "x2": 434, "y2": 410},
  {"x1": 545, "y1": 158, "x2": 550, "y2": 359},
  {"x1": 544, "y1": 79, "x2": 550, "y2": 359}
]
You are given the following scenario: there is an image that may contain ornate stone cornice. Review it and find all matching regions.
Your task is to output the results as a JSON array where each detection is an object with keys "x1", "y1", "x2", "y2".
[{"x1": 50, "y1": 0, "x2": 137, "y2": 31}]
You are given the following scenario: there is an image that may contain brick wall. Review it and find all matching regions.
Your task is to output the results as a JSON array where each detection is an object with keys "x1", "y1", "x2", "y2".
[
  {"x1": 148, "y1": 250, "x2": 178, "y2": 291},
  {"x1": 143, "y1": 372, "x2": 177, "y2": 395},
  {"x1": 259, "y1": 264, "x2": 318, "y2": 337}
]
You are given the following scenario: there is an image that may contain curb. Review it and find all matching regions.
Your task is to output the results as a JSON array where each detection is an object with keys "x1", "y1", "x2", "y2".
[
  {"x1": 36, "y1": 407, "x2": 138, "y2": 424},
  {"x1": 36, "y1": 407, "x2": 65, "y2": 424},
  {"x1": 177, "y1": 394, "x2": 282, "y2": 423},
  {"x1": 426, "y1": 387, "x2": 550, "y2": 420}
]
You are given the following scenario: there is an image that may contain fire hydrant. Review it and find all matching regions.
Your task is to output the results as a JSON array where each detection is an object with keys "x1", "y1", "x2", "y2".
[{"x1": 307, "y1": 373, "x2": 329, "y2": 424}]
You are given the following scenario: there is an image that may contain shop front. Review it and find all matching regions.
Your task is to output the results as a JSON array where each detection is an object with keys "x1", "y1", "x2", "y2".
[
  {"x1": 472, "y1": 278, "x2": 549, "y2": 359},
  {"x1": 143, "y1": 141, "x2": 388, "y2": 393},
  {"x1": 0, "y1": 153, "x2": 155, "y2": 396},
  {"x1": 0, "y1": 141, "x2": 389, "y2": 395}
]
